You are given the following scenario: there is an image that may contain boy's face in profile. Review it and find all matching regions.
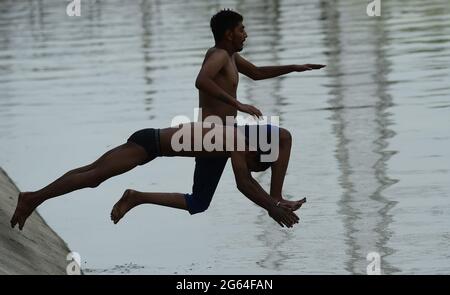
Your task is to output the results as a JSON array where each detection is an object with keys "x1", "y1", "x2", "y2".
[{"x1": 230, "y1": 22, "x2": 247, "y2": 52}]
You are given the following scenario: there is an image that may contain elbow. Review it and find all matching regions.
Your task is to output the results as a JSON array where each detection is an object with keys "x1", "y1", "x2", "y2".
[
  {"x1": 254, "y1": 75, "x2": 263, "y2": 81},
  {"x1": 252, "y1": 68, "x2": 263, "y2": 80},
  {"x1": 236, "y1": 183, "x2": 247, "y2": 194},
  {"x1": 279, "y1": 128, "x2": 292, "y2": 147}
]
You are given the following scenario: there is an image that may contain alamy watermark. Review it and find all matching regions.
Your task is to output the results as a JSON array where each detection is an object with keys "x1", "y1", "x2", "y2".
[
  {"x1": 66, "y1": 0, "x2": 81, "y2": 17},
  {"x1": 66, "y1": 251, "x2": 81, "y2": 275},
  {"x1": 170, "y1": 108, "x2": 280, "y2": 162},
  {"x1": 366, "y1": 0, "x2": 381, "y2": 17},
  {"x1": 366, "y1": 252, "x2": 381, "y2": 275}
]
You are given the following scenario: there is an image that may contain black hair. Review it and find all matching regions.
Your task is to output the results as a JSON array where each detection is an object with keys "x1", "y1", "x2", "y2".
[{"x1": 210, "y1": 9, "x2": 243, "y2": 43}]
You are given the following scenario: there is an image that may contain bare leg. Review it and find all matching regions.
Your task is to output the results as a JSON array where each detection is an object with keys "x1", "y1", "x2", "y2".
[
  {"x1": 111, "y1": 189, "x2": 187, "y2": 224},
  {"x1": 11, "y1": 142, "x2": 150, "y2": 230},
  {"x1": 270, "y1": 130, "x2": 306, "y2": 211}
]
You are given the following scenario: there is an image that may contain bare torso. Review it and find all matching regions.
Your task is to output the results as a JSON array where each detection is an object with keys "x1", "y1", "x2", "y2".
[
  {"x1": 199, "y1": 48, "x2": 239, "y2": 123},
  {"x1": 160, "y1": 49, "x2": 241, "y2": 156}
]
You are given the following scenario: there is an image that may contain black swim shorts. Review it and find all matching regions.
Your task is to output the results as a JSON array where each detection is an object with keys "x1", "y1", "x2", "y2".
[{"x1": 127, "y1": 128, "x2": 161, "y2": 162}]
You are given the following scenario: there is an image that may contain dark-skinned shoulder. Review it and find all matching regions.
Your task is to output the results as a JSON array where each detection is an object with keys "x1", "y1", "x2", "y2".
[{"x1": 196, "y1": 48, "x2": 230, "y2": 84}]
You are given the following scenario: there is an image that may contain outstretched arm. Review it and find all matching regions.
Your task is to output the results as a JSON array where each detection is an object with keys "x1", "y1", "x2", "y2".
[
  {"x1": 235, "y1": 53, "x2": 325, "y2": 81},
  {"x1": 230, "y1": 150, "x2": 299, "y2": 227}
]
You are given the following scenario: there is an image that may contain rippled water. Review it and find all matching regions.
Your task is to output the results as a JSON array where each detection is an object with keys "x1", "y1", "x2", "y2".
[{"x1": 1, "y1": 0, "x2": 449, "y2": 274}]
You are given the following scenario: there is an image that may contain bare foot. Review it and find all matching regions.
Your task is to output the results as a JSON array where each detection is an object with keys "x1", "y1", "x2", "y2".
[
  {"x1": 110, "y1": 189, "x2": 140, "y2": 224},
  {"x1": 10, "y1": 192, "x2": 42, "y2": 230},
  {"x1": 279, "y1": 197, "x2": 306, "y2": 211}
]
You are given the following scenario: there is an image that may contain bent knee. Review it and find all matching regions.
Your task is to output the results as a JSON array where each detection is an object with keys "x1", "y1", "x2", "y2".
[
  {"x1": 279, "y1": 128, "x2": 292, "y2": 145},
  {"x1": 185, "y1": 194, "x2": 212, "y2": 215},
  {"x1": 189, "y1": 202, "x2": 211, "y2": 215}
]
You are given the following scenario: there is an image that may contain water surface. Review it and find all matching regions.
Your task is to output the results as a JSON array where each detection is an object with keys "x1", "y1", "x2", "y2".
[{"x1": 1, "y1": 0, "x2": 449, "y2": 274}]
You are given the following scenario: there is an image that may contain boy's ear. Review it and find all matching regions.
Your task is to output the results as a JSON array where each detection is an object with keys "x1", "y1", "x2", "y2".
[{"x1": 224, "y1": 29, "x2": 233, "y2": 41}]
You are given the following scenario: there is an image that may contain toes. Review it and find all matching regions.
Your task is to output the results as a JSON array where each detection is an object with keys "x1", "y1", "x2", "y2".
[
  {"x1": 110, "y1": 206, "x2": 117, "y2": 217},
  {"x1": 10, "y1": 215, "x2": 17, "y2": 228},
  {"x1": 292, "y1": 199, "x2": 306, "y2": 211},
  {"x1": 111, "y1": 207, "x2": 119, "y2": 224},
  {"x1": 18, "y1": 219, "x2": 25, "y2": 231}
]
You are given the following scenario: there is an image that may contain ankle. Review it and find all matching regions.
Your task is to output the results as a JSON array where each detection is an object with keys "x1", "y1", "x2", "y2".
[
  {"x1": 26, "y1": 192, "x2": 43, "y2": 203},
  {"x1": 128, "y1": 190, "x2": 143, "y2": 205},
  {"x1": 272, "y1": 195, "x2": 282, "y2": 201}
]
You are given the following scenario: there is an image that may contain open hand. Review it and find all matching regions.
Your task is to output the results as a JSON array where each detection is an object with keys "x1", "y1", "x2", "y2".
[
  {"x1": 268, "y1": 203, "x2": 299, "y2": 228},
  {"x1": 295, "y1": 64, "x2": 326, "y2": 72}
]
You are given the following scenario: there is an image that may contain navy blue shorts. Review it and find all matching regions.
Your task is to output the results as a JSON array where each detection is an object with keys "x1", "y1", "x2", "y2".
[
  {"x1": 184, "y1": 156, "x2": 228, "y2": 215},
  {"x1": 183, "y1": 124, "x2": 278, "y2": 215}
]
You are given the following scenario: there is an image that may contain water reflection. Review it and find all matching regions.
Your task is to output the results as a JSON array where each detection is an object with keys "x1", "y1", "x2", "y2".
[
  {"x1": 139, "y1": 0, "x2": 155, "y2": 118},
  {"x1": 0, "y1": 1, "x2": 15, "y2": 136},
  {"x1": 240, "y1": 0, "x2": 286, "y2": 116},
  {"x1": 233, "y1": 0, "x2": 293, "y2": 271},
  {"x1": 320, "y1": 0, "x2": 399, "y2": 274}
]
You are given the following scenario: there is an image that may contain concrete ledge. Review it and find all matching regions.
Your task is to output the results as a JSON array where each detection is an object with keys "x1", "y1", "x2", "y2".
[{"x1": 0, "y1": 167, "x2": 71, "y2": 275}]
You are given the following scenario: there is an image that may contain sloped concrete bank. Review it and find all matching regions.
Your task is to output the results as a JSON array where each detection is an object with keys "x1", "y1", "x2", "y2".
[{"x1": 0, "y1": 167, "x2": 70, "y2": 274}]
